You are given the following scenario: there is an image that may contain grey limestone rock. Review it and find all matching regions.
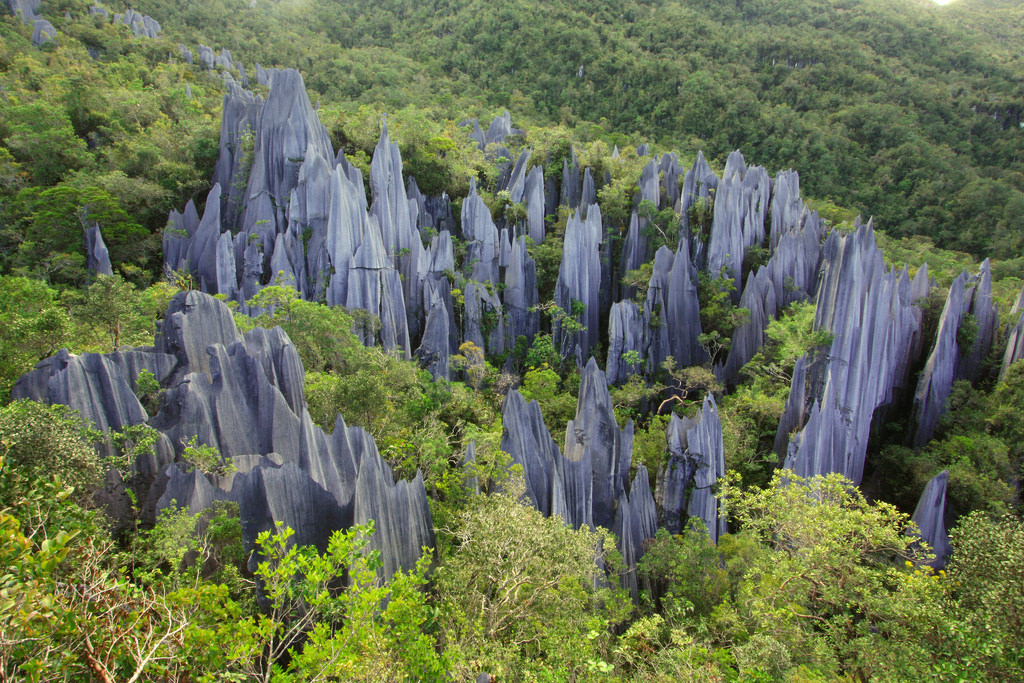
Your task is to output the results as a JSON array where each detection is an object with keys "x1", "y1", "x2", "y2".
[
  {"x1": 415, "y1": 285, "x2": 451, "y2": 381},
  {"x1": 5, "y1": 0, "x2": 39, "y2": 22},
  {"x1": 1000, "y1": 286, "x2": 1024, "y2": 380},
  {"x1": 912, "y1": 260, "x2": 999, "y2": 446},
  {"x1": 606, "y1": 300, "x2": 644, "y2": 386},
  {"x1": 503, "y1": 234, "x2": 539, "y2": 344},
  {"x1": 910, "y1": 470, "x2": 951, "y2": 568},
  {"x1": 717, "y1": 266, "x2": 776, "y2": 386},
  {"x1": 656, "y1": 395, "x2": 727, "y2": 542},
  {"x1": 461, "y1": 182, "x2": 500, "y2": 285},
  {"x1": 782, "y1": 220, "x2": 921, "y2": 484},
  {"x1": 31, "y1": 18, "x2": 56, "y2": 46},
  {"x1": 197, "y1": 45, "x2": 215, "y2": 70},
  {"x1": 613, "y1": 466, "x2": 658, "y2": 601},
  {"x1": 84, "y1": 224, "x2": 113, "y2": 276},
  {"x1": 554, "y1": 205, "x2": 602, "y2": 362},
  {"x1": 501, "y1": 390, "x2": 592, "y2": 530},
  {"x1": 211, "y1": 82, "x2": 262, "y2": 231},
  {"x1": 564, "y1": 358, "x2": 633, "y2": 531},
  {"x1": 642, "y1": 242, "x2": 707, "y2": 375},
  {"x1": 706, "y1": 151, "x2": 770, "y2": 296},
  {"x1": 240, "y1": 69, "x2": 333, "y2": 246}
]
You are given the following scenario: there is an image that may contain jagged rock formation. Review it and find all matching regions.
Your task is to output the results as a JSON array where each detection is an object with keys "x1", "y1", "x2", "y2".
[
  {"x1": 780, "y1": 220, "x2": 923, "y2": 484},
  {"x1": 84, "y1": 224, "x2": 113, "y2": 276},
  {"x1": 910, "y1": 469, "x2": 951, "y2": 568},
  {"x1": 1000, "y1": 286, "x2": 1024, "y2": 380},
  {"x1": 116, "y1": 9, "x2": 161, "y2": 38},
  {"x1": 912, "y1": 260, "x2": 999, "y2": 446},
  {"x1": 554, "y1": 206, "x2": 602, "y2": 362},
  {"x1": 656, "y1": 395, "x2": 727, "y2": 542},
  {"x1": 14, "y1": 292, "x2": 433, "y2": 578},
  {"x1": 500, "y1": 359, "x2": 657, "y2": 598},
  {"x1": 642, "y1": 241, "x2": 707, "y2": 374},
  {"x1": 706, "y1": 151, "x2": 770, "y2": 296}
]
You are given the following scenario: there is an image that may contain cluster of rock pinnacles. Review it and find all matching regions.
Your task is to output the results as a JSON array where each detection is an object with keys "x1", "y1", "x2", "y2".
[{"x1": 20, "y1": 62, "x2": 1024, "y2": 578}]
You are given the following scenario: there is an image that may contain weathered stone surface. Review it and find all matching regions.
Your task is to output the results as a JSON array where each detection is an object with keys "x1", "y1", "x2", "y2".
[
  {"x1": 910, "y1": 469, "x2": 951, "y2": 568},
  {"x1": 717, "y1": 266, "x2": 776, "y2": 385},
  {"x1": 84, "y1": 224, "x2": 113, "y2": 276},
  {"x1": 656, "y1": 396, "x2": 727, "y2": 542},
  {"x1": 120, "y1": 9, "x2": 160, "y2": 38},
  {"x1": 524, "y1": 165, "x2": 546, "y2": 245},
  {"x1": 706, "y1": 151, "x2": 770, "y2": 296},
  {"x1": 415, "y1": 284, "x2": 451, "y2": 381},
  {"x1": 15, "y1": 292, "x2": 435, "y2": 577},
  {"x1": 642, "y1": 242, "x2": 707, "y2": 375},
  {"x1": 564, "y1": 358, "x2": 633, "y2": 531},
  {"x1": 29, "y1": 17, "x2": 55, "y2": 45},
  {"x1": 782, "y1": 221, "x2": 921, "y2": 484},
  {"x1": 501, "y1": 390, "x2": 592, "y2": 529},
  {"x1": 606, "y1": 300, "x2": 644, "y2": 385},
  {"x1": 912, "y1": 261, "x2": 999, "y2": 446},
  {"x1": 613, "y1": 466, "x2": 657, "y2": 601},
  {"x1": 504, "y1": 234, "x2": 539, "y2": 344},
  {"x1": 5, "y1": 0, "x2": 39, "y2": 22},
  {"x1": 1000, "y1": 285, "x2": 1024, "y2": 380},
  {"x1": 555, "y1": 205, "x2": 602, "y2": 362},
  {"x1": 461, "y1": 182, "x2": 500, "y2": 285}
]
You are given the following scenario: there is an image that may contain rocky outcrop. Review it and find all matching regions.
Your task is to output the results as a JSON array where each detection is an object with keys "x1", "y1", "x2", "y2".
[
  {"x1": 564, "y1": 359, "x2": 634, "y2": 530},
  {"x1": 85, "y1": 224, "x2": 113, "y2": 276},
  {"x1": 501, "y1": 359, "x2": 657, "y2": 598},
  {"x1": 15, "y1": 292, "x2": 433, "y2": 577},
  {"x1": 781, "y1": 220, "x2": 922, "y2": 484},
  {"x1": 1000, "y1": 286, "x2": 1024, "y2": 380},
  {"x1": 910, "y1": 469, "x2": 951, "y2": 568},
  {"x1": 656, "y1": 395, "x2": 727, "y2": 542},
  {"x1": 648, "y1": 241, "x2": 706, "y2": 373},
  {"x1": 555, "y1": 206, "x2": 603, "y2": 362},
  {"x1": 706, "y1": 151, "x2": 770, "y2": 295},
  {"x1": 501, "y1": 390, "x2": 592, "y2": 529},
  {"x1": 912, "y1": 260, "x2": 999, "y2": 446}
]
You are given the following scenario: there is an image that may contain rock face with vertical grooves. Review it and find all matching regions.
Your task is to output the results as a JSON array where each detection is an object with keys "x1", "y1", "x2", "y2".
[
  {"x1": 1000, "y1": 286, "x2": 1024, "y2": 380},
  {"x1": 501, "y1": 390, "x2": 592, "y2": 529},
  {"x1": 564, "y1": 359, "x2": 634, "y2": 531},
  {"x1": 910, "y1": 470, "x2": 951, "y2": 568},
  {"x1": 606, "y1": 301, "x2": 644, "y2": 385},
  {"x1": 706, "y1": 151, "x2": 770, "y2": 295},
  {"x1": 642, "y1": 242, "x2": 707, "y2": 375},
  {"x1": 656, "y1": 396, "x2": 727, "y2": 542},
  {"x1": 500, "y1": 360, "x2": 657, "y2": 598},
  {"x1": 14, "y1": 292, "x2": 433, "y2": 578},
  {"x1": 781, "y1": 220, "x2": 921, "y2": 484},
  {"x1": 504, "y1": 235, "x2": 539, "y2": 344},
  {"x1": 555, "y1": 206, "x2": 603, "y2": 362},
  {"x1": 84, "y1": 224, "x2": 113, "y2": 276},
  {"x1": 912, "y1": 260, "x2": 999, "y2": 446}
]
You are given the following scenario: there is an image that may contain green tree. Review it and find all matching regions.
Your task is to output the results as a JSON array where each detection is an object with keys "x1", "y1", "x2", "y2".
[{"x1": 435, "y1": 475, "x2": 629, "y2": 679}]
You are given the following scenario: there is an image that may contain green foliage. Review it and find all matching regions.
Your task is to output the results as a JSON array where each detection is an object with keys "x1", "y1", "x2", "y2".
[
  {"x1": 715, "y1": 470, "x2": 950, "y2": 680},
  {"x1": 0, "y1": 399, "x2": 102, "y2": 516},
  {"x1": 436, "y1": 476, "x2": 629, "y2": 679},
  {"x1": 639, "y1": 523, "x2": 728, "y2": 625},
  {"x1": 519, "y1": 363, "x2": 578, "y2": 442},
  {"x1": 181, "y1": 436, "x2": 236, "y2": 478},
  {"x1": 942, "y1": 512, "x2": 1024, "y2": 680},
  {"x1": 0, "y1": 276, "x2": 71, "y2": 401},
  {"x1": 740, "y1": 301, "x2": 831, "y2": 397},
  {"x1": 697, "y1": 269, "x2": 749, "y2": 366}
]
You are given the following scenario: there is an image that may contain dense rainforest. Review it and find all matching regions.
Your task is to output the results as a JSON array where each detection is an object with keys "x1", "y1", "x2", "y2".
[{"x1": 1, "y1": 0, "x2": 1023, "y2": 681}]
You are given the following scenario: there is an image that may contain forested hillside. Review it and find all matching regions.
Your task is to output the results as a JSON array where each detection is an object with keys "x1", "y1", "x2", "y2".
[
  {"x1": 126, "y1": 0, "x2": 1024, "y2": 259},
  {"x1": 2, "y1": 0, "x2": 1023, "y2": 680}
]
